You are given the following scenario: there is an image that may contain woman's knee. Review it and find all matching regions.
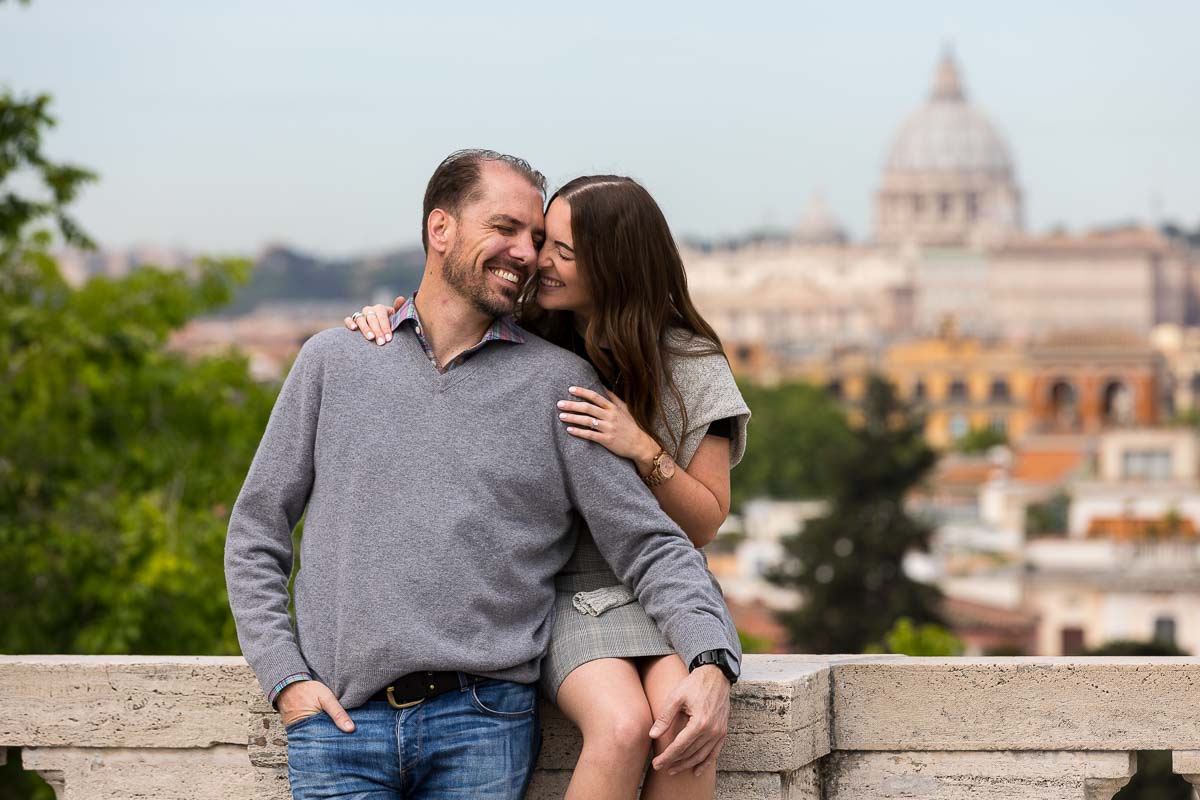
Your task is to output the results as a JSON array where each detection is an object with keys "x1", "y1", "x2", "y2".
[{"x1": 583, "y1": 705, "x2": 654, "y2": 760}]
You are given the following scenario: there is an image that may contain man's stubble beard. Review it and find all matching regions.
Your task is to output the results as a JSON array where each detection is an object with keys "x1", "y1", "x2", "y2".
[{"x1": 441, "y1": 240, "x2": 518, "y2": 318}]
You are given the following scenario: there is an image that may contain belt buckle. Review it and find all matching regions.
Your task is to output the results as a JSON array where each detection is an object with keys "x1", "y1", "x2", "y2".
[
  {"x1": 385, "y1": 672, "x2": 439, "y2": 710},
  {"x1": 385, "y1": 685, "x2": 425, "y2": 709}
]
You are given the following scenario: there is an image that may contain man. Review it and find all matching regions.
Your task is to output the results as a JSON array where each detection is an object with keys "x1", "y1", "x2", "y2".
[{"x1": 225, "y1": 149, "x2": 741, "y2": 799}]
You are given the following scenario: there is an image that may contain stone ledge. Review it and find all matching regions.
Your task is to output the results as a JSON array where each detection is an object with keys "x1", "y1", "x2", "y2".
[
  {"x1": 5, "y1": 655, "x2": 1200, "y2": 799},
  {"x1": 833, "y1": 657, "x2": 1200, "y2": 751},
  {"x1": 0, "y1": 656, "x2": 266, "y2": 749}
]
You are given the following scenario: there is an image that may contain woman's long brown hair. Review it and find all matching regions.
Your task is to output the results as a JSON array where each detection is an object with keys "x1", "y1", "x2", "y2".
[{"x1": 517, "y1": 175, "x2": 724, "y2": 454}]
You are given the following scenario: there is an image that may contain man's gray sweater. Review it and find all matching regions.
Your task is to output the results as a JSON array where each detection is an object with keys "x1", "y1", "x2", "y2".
[{"x1": 224, "y1": 325, "x2": 741, "y2": 709}]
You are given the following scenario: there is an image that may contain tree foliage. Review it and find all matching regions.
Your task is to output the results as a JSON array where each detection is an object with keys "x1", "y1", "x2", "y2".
[
  {"x1": 1084, "y1": 640, "x2": 1189, "y2": 657},
  {"x1": 768, "y1": 374, "x2": 943, "y2": 653},
  {"x1": 1025, "y1": 491, "x2": 1070, "y2": 537},
  {"x1": 956, "y1": 424, "x2": 1007, "y2": 455},
  {"x1": 867, "y1": 617, "x2": 964, "y2": 656},
  {"x1": 0, "y1": 92, "x2": 96, "y2": 252},
  {"x1": 730, "y1": 381, "x2": 853, "y2": 510},
  {"x1": 0, "y1": 252, "x2": 275, "y2": 655}
]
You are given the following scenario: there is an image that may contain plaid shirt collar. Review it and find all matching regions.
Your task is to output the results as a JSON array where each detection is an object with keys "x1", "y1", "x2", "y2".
[{"x1": 390, "y1": 293, "x2": 524, "y2": 372}]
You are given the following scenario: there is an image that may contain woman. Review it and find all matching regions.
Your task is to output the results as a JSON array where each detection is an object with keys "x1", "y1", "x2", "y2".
[{"x1": 345, "y1": 176, "x2": 749, "y2": 799}]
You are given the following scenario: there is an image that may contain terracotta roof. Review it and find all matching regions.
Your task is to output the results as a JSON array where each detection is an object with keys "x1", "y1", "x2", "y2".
[
  {"x1": 1086, "y1": 516, "x2": 1198, "y2": 540},
  {"x1": 934, "y1": 458, "x2": 996, "y2": 488},
  {"x1": 1011, "y1": 449, "x2": 1086, "y2": 485}
]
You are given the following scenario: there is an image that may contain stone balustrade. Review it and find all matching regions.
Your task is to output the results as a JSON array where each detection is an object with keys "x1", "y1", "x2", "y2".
[{"x1": 3, "y1": 654, "x2": 1200, "y2": 798}]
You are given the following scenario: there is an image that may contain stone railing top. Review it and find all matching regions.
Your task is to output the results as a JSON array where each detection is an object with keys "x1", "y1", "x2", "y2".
[{"x1": 4, "y1": 655, "x2": 1200, "y2": 773}]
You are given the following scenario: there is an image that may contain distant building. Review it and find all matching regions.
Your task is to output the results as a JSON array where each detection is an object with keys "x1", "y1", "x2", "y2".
[
  {"x1": 752, "y1": 325, "x2": 1167, "y2": 448},
  {"x1": 990, "y1": 227, "x2": 1193, "y2": 338},
  {"x1": 1017, "y1": 429, "x2": 1199, "y2": 652},
  {"x1": 685, "y1": 49, "x2": 1199, "y2": 383},
  {"x1": 1025, "y1": 331, "x2": 1162, "y2": 434},
  {"x1": 1151, "y1": 324, "x2": 1200, "y2": 416},
  {"x1": 933, "y1": 428, "x2": 1200, "y2": 655},
  {"x1": 874, "y1": 48, "x2": 1023, "y2": 248},
  {"x1": 883, "y1": 320, "x2": 1031, "y2": 446}
]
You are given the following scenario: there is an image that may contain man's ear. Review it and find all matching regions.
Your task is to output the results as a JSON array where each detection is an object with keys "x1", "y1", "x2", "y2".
[{"x1": 427, "y1": 209, "x2": 454, "y2": 255}]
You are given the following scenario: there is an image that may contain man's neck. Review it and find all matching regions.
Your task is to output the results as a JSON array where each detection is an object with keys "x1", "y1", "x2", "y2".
[{"x1": 412, "y1": 283, "x2": 495, "y2": 366}]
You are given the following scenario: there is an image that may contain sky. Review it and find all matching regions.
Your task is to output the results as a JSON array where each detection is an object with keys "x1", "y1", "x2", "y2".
[{"x1": 3, "y1": 1, "x2": 1198, "y2": 257}]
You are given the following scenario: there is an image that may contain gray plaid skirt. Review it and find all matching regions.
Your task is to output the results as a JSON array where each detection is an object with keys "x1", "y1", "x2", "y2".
[{"x1": 539, "y1": 529, "x2": 676, "y2": 703}]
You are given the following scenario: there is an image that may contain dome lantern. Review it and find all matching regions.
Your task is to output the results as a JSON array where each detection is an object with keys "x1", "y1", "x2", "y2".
[{"x1": 931, "y1": 48, "x2": 966, "y2": 103}]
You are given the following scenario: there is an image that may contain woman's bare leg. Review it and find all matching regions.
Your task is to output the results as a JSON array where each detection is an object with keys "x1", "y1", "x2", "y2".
[
  {"x1": 555, "y1": 658, "x2": 655, "y2": 800},
  {"x1": 638, "y1": 654, "x2": 717, "y2": 800}
]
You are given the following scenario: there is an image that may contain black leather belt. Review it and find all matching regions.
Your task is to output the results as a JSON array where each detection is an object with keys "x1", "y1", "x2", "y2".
[{"x1": 368, "y1": 671, "x2": 489, "y2": 709}]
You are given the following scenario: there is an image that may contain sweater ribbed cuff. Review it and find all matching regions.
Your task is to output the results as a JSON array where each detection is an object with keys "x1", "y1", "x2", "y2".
[
  {"x1": 251, "y1": 643, "x2": 313, "y2": 704},
  {"x1": 671, "y1": 617, "x2": 743, "y2": 679}
]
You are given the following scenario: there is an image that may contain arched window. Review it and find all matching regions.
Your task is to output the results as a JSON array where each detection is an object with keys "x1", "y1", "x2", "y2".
[
  {"x1": 948, "y1": 379, "x2": 969, "y2": 403},
  {"x1": 1049, "y1": 379, "x2": 1079, "y2": 429},
  {"x1": 989, "y1": 378, "x2": 1011, "y2": 403},
  {"x1": 1101, "y1": 379, "x2": 1133, "y2": 425}
]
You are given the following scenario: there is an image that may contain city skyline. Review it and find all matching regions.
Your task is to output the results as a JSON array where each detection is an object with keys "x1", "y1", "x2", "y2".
[{"x1": 3, "y1": 1, "x2": 1198, "y2": 257}]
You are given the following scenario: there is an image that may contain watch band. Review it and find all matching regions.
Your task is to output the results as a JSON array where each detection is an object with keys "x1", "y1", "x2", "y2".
[
  {"x1": 642, "y1": 449, "x2": 669, "y2": 487},
  {"x1": 688, "y1": 649, "x2": 738, "y2": 685}
]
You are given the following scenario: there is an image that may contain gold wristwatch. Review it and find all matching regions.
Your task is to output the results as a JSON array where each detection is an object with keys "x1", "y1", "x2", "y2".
[{"x1": 642, "y1": 448, "x2": 677, "y2": 487}]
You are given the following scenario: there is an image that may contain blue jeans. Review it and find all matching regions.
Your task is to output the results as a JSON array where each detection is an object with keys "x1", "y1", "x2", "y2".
[{"x1": 285, "y1": 677, "x2": 540, "y2": 799}]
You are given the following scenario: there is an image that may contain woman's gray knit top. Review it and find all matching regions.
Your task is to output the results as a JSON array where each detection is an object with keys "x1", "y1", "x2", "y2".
[{"x1": 561, "y1": 329, "x2": 751, "y2": 576}]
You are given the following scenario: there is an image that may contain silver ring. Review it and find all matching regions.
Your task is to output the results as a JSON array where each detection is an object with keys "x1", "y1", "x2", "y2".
[
  {"x1": 591, "y1": 417, "x2": 599, "y2": 429},
  {"x1": 351, "y1": 311, "x2": 364, "y2": 321}
]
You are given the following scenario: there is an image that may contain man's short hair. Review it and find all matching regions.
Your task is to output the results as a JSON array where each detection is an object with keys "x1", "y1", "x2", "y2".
[{"x1": 421, "y1": 149, "x2": 547, "y2": 252}]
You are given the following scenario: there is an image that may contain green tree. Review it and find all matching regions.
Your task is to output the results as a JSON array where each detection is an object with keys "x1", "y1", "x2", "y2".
[
  {"x1": 731, "y1": 381, "x2": 853, "y2": 510},
  {"x1": 1084, "y1": 640, "x2": 1189, "y2": 657},
  {"x1": 1, "y1": 255, "x2": 276, "y2": 656},
  {"x1": 1025, "y1": 491, "x2": 1070, "y2": 537},
  {"x1": 768, "y1": 374, "x2": 943, "y2": 653},
  {"x1": 955, "y1": 424, "x2": 1007, "y2": 455},
  {"x1": 866, "y1": 617, "x2": 964, "y2": 656},
  {"x1": 0, "y1": 92, "x2": 96, "y2": 253}
]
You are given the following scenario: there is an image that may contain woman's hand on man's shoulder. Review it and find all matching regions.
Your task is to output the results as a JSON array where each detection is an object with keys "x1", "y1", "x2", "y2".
[{"x1": 344, "y1": 296, "x2": 405, "y2": 345}]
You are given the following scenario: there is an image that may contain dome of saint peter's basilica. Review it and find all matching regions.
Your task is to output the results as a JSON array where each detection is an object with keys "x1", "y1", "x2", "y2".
[{"x1": 874, "y1": 49, "x2": 1024, "y2": 248}]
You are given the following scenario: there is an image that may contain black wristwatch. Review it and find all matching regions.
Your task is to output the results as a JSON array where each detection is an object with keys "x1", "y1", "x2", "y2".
[{"x1": 689, "y1": 649, "x2": 739, "y2": 685}]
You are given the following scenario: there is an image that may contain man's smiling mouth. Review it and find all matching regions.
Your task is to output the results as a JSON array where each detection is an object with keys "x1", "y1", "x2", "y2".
[{"x1": 488, "y1": 266, "x2": 521, "y2": 284}]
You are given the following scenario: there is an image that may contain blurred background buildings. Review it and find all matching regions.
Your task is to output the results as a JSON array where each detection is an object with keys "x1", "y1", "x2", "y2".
[{"x1": 687, "y1": 51, "x2": 1200, "y2": 659}]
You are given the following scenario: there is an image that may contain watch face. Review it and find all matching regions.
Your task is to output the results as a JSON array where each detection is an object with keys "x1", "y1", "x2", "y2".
[{"x1": 660, "y1": 454, "x2": 677, "y2": 479}]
